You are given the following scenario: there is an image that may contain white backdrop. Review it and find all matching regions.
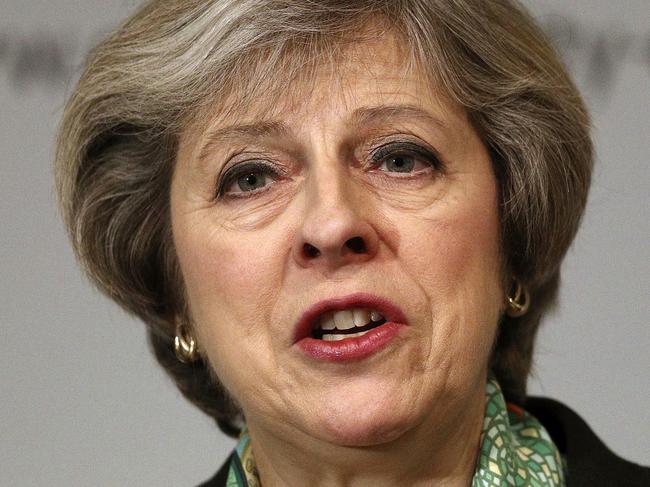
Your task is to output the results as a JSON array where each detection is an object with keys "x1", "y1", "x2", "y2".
[{"x1": 1, "y1": 1, "x2": 648, "y2": 485}]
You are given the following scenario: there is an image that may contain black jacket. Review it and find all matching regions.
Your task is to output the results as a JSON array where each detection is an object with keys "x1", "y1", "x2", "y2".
[{"x1": 199, "y1": 397, "x2": 650, "y2": 486}]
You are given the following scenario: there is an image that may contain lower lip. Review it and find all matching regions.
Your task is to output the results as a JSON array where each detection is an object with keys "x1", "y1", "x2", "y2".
[{"x1": 295, "y1": 322, "x2": 405, "y2": 362}]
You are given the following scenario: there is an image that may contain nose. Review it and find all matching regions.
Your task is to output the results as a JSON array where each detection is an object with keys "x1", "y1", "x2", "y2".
[{"x1": 291, "y1": 170, "x2": 379, "y2": 272}]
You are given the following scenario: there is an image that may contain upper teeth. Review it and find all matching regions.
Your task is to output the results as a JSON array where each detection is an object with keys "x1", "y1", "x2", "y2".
[{"x1": 317, "y1": 308, "x2": 385, "y2": 331}]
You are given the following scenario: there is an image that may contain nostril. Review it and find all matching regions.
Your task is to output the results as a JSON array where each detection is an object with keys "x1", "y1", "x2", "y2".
[
  {"x1": 346, "y1": 236, "x2": 366, "y2": 254},
  {"x1": 303, "y1": 243, "x2": 321, "y2": 258}
]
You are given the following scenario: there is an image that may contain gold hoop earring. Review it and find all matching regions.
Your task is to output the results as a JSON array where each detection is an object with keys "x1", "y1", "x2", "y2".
[
  {"x1": 506, "y1": 279, "x2": 530, "y2": 317},
  {"x1": 174, "y1": 323, "x2": 200, "y2": 363}
]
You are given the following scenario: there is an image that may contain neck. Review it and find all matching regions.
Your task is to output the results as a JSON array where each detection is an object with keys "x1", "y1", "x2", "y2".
[{"x1": 246, "y1": 386, "x2": 486, "y2": 487}]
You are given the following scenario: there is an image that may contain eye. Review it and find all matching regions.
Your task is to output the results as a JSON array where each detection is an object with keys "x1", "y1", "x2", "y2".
[
  {"x1": 217, "y1": 161, "x2": 282, "y2": 198},
  {"x1": 379, "y1": 154, "x2": 425, "y2": 173},
  {"x1": 370, "y1": 141, "x2": 442, "y2": 175}
]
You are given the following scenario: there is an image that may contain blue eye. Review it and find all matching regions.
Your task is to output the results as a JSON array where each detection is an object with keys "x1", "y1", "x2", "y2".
[
  {"x1": 380, "y1": 154, "x2": 420, "y2": 173},
  {"x1": 371, "y1": 142, "x2": 442, "y2": 174},
  {"x1": 232, "y1": 172, "x2": 267, "y2": 192},
  {"x1": 217, "y1": 161, "x2": 280, "y2": 198}
]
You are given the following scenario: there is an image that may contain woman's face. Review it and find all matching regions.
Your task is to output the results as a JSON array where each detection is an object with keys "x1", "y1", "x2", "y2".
[{"x1": 171, "y1": 35, "x2": 504, "y2": 447}]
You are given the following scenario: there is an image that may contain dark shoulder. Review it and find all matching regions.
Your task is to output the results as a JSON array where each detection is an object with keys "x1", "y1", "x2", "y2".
[
  {"x1": 526, "y1": 396, "x2": 650, "y2": 487},
  {"x1": 197, "y1": 453, "x2": 231, "y2": 487}
]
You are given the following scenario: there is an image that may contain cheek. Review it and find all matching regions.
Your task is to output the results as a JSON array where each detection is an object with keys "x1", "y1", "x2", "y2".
[
  {"x1": 405, "y1": 192, "x2": 502, "y2": 296},
  {"x1": 173, "y1": 222, "x2": 286, "y2": 396},
  {"x1": 399, "y1": 177, "x2": 503, "y2": 362},
  {"x1": 175, "y1": 222, "x2": 285, "y2": 330}
]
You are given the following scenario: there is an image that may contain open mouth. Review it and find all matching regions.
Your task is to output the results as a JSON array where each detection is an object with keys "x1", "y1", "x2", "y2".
[
  {"x1": 294, "y1": 293, "x2": 408, "y2": 361},
  {"x1": 311, "y1": 308, "x2": 388, "y2": 341}
]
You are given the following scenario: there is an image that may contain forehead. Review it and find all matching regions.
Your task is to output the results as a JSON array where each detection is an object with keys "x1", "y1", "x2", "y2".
[{"x1": 180, "y1": 28, "x2": 463, "y2": 150}]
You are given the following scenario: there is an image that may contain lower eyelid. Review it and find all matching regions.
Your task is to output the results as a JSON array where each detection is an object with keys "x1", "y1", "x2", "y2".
[
  {"x1": 225, "y1": 184, "x2": 274, "y2": 199},
  {"x1": 373, "y1": 167, "x2": 434, "y2": 179}
]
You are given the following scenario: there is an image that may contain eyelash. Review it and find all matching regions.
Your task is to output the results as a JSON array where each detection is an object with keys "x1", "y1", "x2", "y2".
[
  {"x1": 215, "y1": 141, "x2": 443, "y2": 199},
  {"x1": 368, "y1": 141, "x2": 443, "y2": 174}
]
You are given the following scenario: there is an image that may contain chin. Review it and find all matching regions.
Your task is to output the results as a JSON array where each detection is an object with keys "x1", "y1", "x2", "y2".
[{"x1": 312, "y1": 400, "x2": 418, "y2": 447}]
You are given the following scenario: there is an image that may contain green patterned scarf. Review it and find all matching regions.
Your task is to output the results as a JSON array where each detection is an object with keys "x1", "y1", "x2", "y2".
[
  {"x1": 473, "y1": 379, "x2": 565, "y2": 486},
  {"x1": 226, "y1": 377, "x2": 565, "y2": 486}
]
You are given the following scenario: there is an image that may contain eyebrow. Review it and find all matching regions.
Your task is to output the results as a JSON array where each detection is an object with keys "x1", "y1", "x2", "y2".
[
  {"x1": 197, "y1": 120, "x2": 291, "y2": 164},
  {"x1": 349, "y1": 104, "x2": 448, "y2": 132},
  {"x1": 196, "y1": 104, "x2": 447, "y2": 164}
]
